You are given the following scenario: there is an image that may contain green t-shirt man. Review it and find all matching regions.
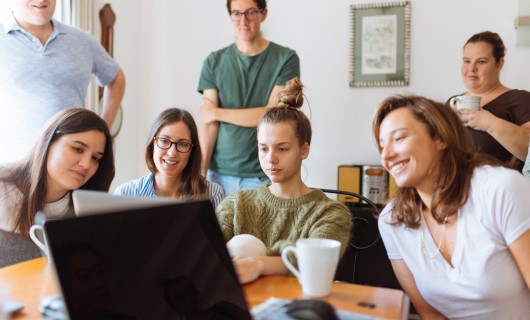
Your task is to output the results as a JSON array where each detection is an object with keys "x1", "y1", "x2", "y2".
[{"x1": 198, "y1": 42, "x2": 300, "y2": 178}]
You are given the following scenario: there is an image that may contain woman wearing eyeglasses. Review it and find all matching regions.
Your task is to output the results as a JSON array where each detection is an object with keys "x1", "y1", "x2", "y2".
[
  {"x1": 197, "y1": 0, "x2": 300, "y2": 196},
  {"x1": 114, "y1": 108, "x2": 225, "y2": 207}
]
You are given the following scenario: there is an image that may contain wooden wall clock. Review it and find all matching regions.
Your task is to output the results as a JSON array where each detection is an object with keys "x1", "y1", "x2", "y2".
[{"x1": 99, "y1": 4, "x2": 122, "y2": 137}]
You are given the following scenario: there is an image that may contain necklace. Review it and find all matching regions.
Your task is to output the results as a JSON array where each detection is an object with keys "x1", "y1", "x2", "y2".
[{"x1": 420, "y1": 215, "x2": 448, "y2": 258}]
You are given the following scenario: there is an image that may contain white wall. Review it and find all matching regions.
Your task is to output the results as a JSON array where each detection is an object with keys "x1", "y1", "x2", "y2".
[
  {"x1": 105, "y1": 0, "x2": 530, "y2": 191},
  {"x1": 0, "y1": 3, "x2": 10, "y2": 16}
]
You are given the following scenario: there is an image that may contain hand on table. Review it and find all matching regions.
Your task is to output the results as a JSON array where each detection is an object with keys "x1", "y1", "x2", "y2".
[{"x1": 233, "y1": 257, "x2": 264, "y2": 284}]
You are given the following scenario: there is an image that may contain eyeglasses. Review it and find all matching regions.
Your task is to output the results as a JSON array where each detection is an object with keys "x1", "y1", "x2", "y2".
[
  {"x1": 229, "y1": 8, "x2": 263, "y2": 22},
  {"x1": 154, "y1": 137, "x2": 193, "y2": 153}
]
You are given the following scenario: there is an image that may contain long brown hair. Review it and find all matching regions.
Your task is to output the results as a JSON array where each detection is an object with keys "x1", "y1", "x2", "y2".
[
  {"x1": 145, "y1": 108, "x2": 207, "y2": 198},
  {"x1": 1, "y1": 108, "x2": 115, "y2": 238},
  {"x1": 259, "y1": 77, "x2": 312, "y2": 147},
  {"x1": 372, "y1": 95, "x2": 496, "y2": 228}
]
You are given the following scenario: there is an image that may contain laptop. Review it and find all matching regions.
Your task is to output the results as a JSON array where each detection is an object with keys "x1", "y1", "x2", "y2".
[
  {"x1": 72, "y1": 189, "x2": 182, "y2": 216},
  {"x1": 44, "y1": 192, "x2": 252, "y2": 320}
]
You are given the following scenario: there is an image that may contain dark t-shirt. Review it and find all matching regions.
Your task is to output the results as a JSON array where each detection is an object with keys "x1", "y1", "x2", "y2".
[{"x1": 449, "y1": 89, "x2": 530, "y2": 170}]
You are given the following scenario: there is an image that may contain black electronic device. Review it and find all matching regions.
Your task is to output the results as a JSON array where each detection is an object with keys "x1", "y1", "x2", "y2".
[
  {"x1": 285, "y1": 299, "x2": 339, "y2": 320},
  {"x1": 44, "y1": 197, "x2": 252, "y2": 320}
]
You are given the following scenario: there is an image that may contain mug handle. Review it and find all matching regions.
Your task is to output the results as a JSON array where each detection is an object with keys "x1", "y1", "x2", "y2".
[
  {"x1": 449, "y1": 97, "x2": 458, "y2": 110},
  {"x1": 29, "y1": 225, "x2": 48, "y2": 257},
  {"x1": 281, "y1": 246, "x2": 300, "y2": 279}
]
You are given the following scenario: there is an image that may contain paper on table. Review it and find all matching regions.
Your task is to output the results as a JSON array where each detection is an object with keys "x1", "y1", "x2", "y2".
[{"x1": 251, "y1": 297, "x2": 387, "y2": 320}]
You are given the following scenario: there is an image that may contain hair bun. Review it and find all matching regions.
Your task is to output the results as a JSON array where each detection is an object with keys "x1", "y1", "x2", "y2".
[{"x1": 275, "y1": 77, "x2": 304, "y2": 109}]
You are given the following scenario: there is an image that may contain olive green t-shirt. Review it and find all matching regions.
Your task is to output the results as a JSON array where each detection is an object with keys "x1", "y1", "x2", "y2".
[{"x1": 198, "y1": 42, "x2": 300, "y2": 177}]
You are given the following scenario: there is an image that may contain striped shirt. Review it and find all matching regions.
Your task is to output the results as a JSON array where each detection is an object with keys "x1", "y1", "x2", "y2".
[{"x1": 114, "y1": 173, "x2": 225, "y2": 208}]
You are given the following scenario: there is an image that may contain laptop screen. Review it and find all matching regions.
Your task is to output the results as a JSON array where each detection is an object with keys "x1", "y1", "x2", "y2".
[
  {"x1": 44, "y1": 199, "x2": 251, "y2": 320},
  {"x1": 72, "y1": 189, "x2": 182, "y2": 216}
]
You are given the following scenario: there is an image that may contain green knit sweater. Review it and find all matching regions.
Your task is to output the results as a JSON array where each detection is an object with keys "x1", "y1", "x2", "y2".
[{"x1": 216, "y1": 185, "x2": 352, "y2": 257}]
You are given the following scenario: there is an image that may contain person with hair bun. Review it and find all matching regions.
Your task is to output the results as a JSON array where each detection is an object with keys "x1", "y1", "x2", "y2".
[
  {"x1": 114, "y1": 108, "x2": 224, "y2": 208},
  {"x1": 449, "y1": 31, "x2": 530, "y2": 170},
  {"x1": 215, "y1": 77, "x2": 351, "y2": 284}
]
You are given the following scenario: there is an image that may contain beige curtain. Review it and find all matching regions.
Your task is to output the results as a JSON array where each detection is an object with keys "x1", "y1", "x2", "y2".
[{"x1": 55, "y1": 0, "x2": 100, "y2": 113}]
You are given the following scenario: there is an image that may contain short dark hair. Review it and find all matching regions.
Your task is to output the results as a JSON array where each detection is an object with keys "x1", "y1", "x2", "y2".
[
  {"x1": 226, "y1": 0, "x2": 267, "y2": 13},
  {"x1": 464, "y1": 31, "x2": 506, "y2": 62}
]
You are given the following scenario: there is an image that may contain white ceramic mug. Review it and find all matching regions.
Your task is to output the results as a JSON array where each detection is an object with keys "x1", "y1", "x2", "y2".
[
  {"x1": 449, "y1": 95, "x2": 481, "y2": 111},
  {"x1": 281, "y1": 238, "x2": 341, "y2": 297},
  {"x1": 29, "y1": 224, "x2": 51, "y2": 263}
]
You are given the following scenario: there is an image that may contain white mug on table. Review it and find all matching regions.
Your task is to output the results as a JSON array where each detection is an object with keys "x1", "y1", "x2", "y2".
[
  {"x1": 281, "y1": 238, "x2": 341, "y2": 297},
  {"x1": 29, "y1": 212, "x2": 51, "y2": 263}
]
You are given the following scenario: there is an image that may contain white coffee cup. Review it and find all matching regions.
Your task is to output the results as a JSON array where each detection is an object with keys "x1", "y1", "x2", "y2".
[
  {"x1": 29, "y1": 224, "x2": 51, "y2": 263},
  {"x1": 449, "y1": 95, "x2": 481, "y2": 111},
  {"x1": 281, "y1": 238, "x2": 341, "y2": 297}
]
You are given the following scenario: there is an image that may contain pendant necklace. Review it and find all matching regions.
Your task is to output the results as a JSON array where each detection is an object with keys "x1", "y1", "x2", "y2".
[{"x1": 421, "y1": 215, "x2": 448, "y2": 258}]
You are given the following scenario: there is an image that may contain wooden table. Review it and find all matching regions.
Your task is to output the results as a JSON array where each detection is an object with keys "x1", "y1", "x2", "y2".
[
  {"x1": 245, "y1": 276, "x2": 409, "y2": 319},
  {"x1": 1, "y1": 258, "x2": 409, "y2": 319}
]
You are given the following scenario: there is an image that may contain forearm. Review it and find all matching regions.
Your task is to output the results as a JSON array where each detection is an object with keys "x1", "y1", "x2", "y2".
[
  {"x1": 199, "y1": 122, "x2": 219, "y2": 176},
  {"x1": 100, "y1": 69, "x2": 126, "y2": 127},
  {"x1": 214, "y1": 106, "x2": 269, "y2": 127},
  {"x1": 486, "y1": 119, "x2": 530, "y2": 161},
  {"x1": 217, "y1": 84, "x2": 283, "y2": 127},
  {"x1": 254, "y1": 256, "x2": 290, "y2": 276},
  {"x1": 232, "y1": 254, "x2": 289, "y2": 284},
  {"x1": 509, "y1": 229, "x2": 530, "y2": 290}
]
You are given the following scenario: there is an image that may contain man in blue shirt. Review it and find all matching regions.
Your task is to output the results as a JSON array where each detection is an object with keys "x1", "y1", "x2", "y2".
[{"x1": 0, "y1": 0, "x2": 126, "y2": 164}]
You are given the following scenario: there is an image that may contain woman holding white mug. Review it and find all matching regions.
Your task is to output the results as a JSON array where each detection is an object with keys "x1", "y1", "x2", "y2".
[
  {"x1": 0, "y1": 108, "x2": 115, "y2": 268},
  {"x1": 449, "y1": 31, "x2": 530, "y2": 170},
  {"x1": 216, "y1": 78, "x2": 351, "y2": 284}
]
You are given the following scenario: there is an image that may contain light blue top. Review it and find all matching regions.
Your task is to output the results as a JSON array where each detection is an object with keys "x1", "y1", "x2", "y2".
[
  {"x1": 0, "y1": 14, "x2": 120, "y2": 164},
  {"x1": 114, "y1": 173, "x2": 225, "y2": 209}
]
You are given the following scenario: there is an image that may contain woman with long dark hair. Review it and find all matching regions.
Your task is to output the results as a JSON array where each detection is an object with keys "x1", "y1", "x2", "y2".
[{"x1": 0, "y1": 108, "x2": 115, "y2": 267}]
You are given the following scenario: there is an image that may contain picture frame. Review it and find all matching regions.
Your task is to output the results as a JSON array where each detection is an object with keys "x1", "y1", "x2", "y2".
[{"x1": 349, "y1": 1, "x2": 411, "y2": 87}]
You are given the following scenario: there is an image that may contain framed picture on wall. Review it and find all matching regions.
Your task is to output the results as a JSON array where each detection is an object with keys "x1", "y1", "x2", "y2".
[{"x1": 349, "y1": 1, "x2": 411, "y2": 87}]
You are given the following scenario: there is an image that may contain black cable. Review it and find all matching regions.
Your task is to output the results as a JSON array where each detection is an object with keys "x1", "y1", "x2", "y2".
[{"x1": 316, "y1": 188, "x2": 381, "y2": 250}]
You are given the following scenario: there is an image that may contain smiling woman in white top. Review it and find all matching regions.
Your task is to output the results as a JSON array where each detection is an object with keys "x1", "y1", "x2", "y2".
[
  {"x1": 373, "y1": 95, "x2": 530, "y2": 319},
  {"x1": 114, "y1": 108, "x2": 224, "y2": 208},
  {"x1": 0, "y1": 108, "x2": 115, "y2": 268}
]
